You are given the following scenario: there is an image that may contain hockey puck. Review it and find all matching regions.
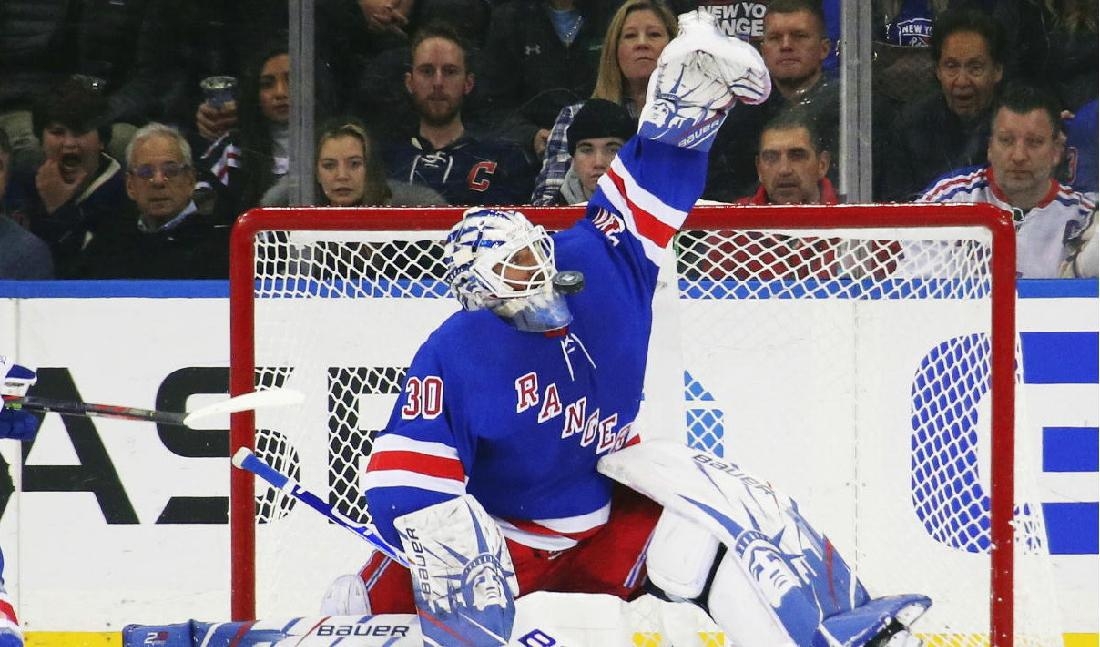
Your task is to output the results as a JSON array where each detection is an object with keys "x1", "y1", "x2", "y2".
[{"x1": 553, "y1": 271, "x2": 585, "y2": 294}]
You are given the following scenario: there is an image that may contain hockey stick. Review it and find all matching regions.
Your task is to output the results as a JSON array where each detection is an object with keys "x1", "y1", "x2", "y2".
[
  {"x1": 3, "y1": 388, "x2": 305, "y2": 428},
  {"x1": 231, "y1": 447, "x2": 408, "y2": 566}
]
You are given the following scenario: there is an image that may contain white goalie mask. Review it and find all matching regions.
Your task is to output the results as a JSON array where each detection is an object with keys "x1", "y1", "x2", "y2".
[{"x1": 443, "y1": 208, "x2": 573, "y2": 332}]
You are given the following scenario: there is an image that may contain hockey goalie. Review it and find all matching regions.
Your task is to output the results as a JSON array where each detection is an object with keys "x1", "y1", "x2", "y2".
[
  {"x1": 124, "y1": 10, "x2": 930, "y2": 647},
  {"x1": 313, "y1": 9, "x2": 929, "y2": 647}
]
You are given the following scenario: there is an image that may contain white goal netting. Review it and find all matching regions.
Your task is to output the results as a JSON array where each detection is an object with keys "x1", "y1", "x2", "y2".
[{"x1": 229, "y1": 203, "x2": 1060, "y2": 646}]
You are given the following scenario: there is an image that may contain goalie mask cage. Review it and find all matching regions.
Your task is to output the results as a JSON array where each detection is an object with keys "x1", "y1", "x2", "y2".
[{"x1": 228, "y1": 203, "x2": 1060, "y2": 647}]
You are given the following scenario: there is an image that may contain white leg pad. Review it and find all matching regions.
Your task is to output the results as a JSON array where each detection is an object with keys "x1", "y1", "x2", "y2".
[
  {"x1": 646, "y1": 508, "x2": 721, "y2": 600},
  {"x1": 319, "y1": 572, "x2": 370, "y2": 616},
  {"x1": 646, "y1": 508, "x2": 799, "y2": 646},
  {"x1": 708, "y1": 551, "x2": 799, "y2": 647}
]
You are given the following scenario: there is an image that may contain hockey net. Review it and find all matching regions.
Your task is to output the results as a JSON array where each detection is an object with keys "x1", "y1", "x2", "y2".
[{"x1": 229, "y1": 203, "x2": 1060, "y2": 646}]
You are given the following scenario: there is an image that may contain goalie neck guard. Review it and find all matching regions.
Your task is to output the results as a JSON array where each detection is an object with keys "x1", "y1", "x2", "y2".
[{"x1": 443, "y1": 208, "x2": 573, "y2": 333}]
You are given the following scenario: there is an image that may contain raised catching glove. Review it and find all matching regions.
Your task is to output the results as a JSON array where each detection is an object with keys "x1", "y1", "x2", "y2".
[{"x1": 637, "y1": 9, "x2": 770, "y2": 152}]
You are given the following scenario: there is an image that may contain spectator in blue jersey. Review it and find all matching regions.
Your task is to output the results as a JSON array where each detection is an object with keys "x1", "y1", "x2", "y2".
[
  {"x1": 1060, "y1": 98, "x2": 1097, "y2": 194},
  {"x1": 71, "y1": 123, "x2": 230, "y2": 279},
  {"x1": 1, "y1": 78, "x2": 126, "y2": 278},
  {"x1": 0, "y1": 129, "x2": 53, "y2": 279},
  {"x1": 709, "y1": 0, "x2": 839, "y2": 202},
  {"x1": 382, "y1": 23, "x2": 537, "y2": 206},
  {"x1": 916, "y1": 84, "x2": 1096, "y2": 278},
  {"x1": 553, "y1": 99, "x2": 635, "y2": 204},
  {"x1": 477, "y1": 1, "x2": 617, "y2": 159},
  {"x1": 0, "y1": 356, "x2": 38, "y2": 647},
  {"x1": 876, "y1": 8, "x2": 1005, "y2": 202},
  {"x1": 324, "y1": 12, "x2": 929, "y2": 647},
  {"x1": 531, "y1": 0, "x2": 677, "y2": 205},
  {"x1": 197, "y1": 44, "x2": 290, "y2": 224}
]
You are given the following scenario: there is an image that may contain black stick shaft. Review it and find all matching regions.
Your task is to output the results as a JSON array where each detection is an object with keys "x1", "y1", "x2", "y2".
[{"x1": 4, "y1": 396, "x2": 188, "y2": 426}]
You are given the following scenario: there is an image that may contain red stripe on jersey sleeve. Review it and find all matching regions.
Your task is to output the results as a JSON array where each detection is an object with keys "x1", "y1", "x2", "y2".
[
  {"x1": 606, "y1": 167, "x2": 677, "y2": 249},
  {"x1": 0, "y1": 597, "x2": 17, "y2": 623},
  {"x1": 368, "y1": 450, "x2": 465, "y2": 482}
]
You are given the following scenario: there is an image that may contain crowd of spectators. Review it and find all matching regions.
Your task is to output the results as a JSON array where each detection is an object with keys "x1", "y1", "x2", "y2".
[{"x1": 0, "y1": 0, "x2": 1095, "y2": 280}]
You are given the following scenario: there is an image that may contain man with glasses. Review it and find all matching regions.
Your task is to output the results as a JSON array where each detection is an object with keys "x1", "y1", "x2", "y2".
[
  {"x1": 72, "y1": 123, "x2": 230, "y2": 279},
  {"x1": 877, "y1": 8, "x2": 1006, "y2": 202}
]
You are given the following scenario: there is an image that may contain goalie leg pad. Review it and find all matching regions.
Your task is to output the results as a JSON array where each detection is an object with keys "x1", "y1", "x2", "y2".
[
  {"x1": 647, "y1": 507, "x2": 801, "y2": 646},
  {"x1": 601, "y1": 441, "x2": 932, "y2": 646},
  {"x1": 394, "y1": 494, "x2": 519, "y2": 646},
  {"x1": 646, "y1": 508, "x2": 721, "y2": 601}
]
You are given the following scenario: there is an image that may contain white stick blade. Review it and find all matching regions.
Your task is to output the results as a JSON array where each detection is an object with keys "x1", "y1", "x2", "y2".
[{"x1": 183, "y1": 388, "x2": 305, "y2": 427}]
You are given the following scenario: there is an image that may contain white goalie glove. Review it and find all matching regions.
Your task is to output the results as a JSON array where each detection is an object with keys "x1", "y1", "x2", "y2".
[
  {"x1": 638, "y1": 9, "x2": 770, "y2": 151},
  {"x1": 0, "y1": 356, "x2": 36, "y2": 399}
]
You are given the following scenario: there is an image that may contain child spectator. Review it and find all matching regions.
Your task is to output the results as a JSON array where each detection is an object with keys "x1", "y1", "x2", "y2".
[
  {"x1": 0, "y1": 0, "x2": 181, "y2": 173},
  {"x1": 2, "y1": 77, "x2": 126, "y2": 277},
  {"x1": 555, "y1": 98, "x2": 635, "y2": 204}
]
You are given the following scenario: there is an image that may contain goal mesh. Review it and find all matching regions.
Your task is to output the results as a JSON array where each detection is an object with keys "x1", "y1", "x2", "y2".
[{"x1": 229, "y1": 203, "x2": 1060, "y2": 646}]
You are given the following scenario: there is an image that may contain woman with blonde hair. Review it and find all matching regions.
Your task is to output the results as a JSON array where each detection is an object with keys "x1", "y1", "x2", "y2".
[
  {"x1": 314, "y1": 119, "x2": 393, "y2": 207},
  {"x1": 530, "y1": 0, "x2": 677, "y2": 205},
  {"x1": 262, "y1": 117, "x2": 444, "y2": 207}
]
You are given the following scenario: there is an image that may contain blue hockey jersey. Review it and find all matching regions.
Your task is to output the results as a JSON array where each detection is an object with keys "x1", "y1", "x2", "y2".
[{"x1": 364, "y1": 136, "x2": 707, "y2": 552}]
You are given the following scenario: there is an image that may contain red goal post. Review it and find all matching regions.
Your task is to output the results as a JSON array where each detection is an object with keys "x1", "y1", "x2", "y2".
[{"x1": 228, "y1": 202, "x2": 1053, "y2": 646}]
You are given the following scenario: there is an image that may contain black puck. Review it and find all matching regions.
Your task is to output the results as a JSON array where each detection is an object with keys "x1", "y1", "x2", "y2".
[{"x1": 552, "y1": 271, "x2": 585, "y2": 294}]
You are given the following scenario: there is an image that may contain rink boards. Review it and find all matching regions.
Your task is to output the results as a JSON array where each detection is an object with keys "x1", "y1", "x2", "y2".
[{"x1": 0, "y1": 279, "x2": 1094, "y2": 645}]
